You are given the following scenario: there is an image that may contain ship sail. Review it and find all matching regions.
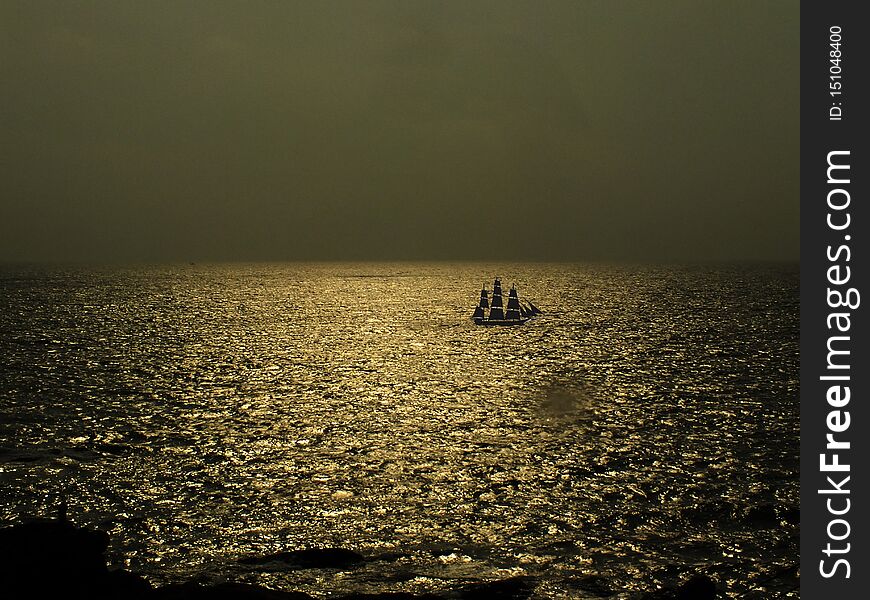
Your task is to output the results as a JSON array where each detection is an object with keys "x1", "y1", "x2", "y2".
[
  {"x1": 521, "y1": 301, "x2": 533, "y2": 316},
  {"x1": 505, "y1": 285, "x2": 522, "y2": 320},
  {"x1": 489, "y1": 278, "x2": 505, "y2": 321},
  {"x1": 472, "y1": 286, "x2": 488, "y2": 320}
]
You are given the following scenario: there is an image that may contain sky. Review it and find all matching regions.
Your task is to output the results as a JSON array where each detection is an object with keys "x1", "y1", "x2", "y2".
[{"x1": 0, "y1": 1, "x2": 799, "y2": 263}]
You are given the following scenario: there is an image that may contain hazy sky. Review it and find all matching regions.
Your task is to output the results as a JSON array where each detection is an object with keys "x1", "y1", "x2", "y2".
[{"x1": 1, "y1": 1, "x2": 798, "y2": 263}]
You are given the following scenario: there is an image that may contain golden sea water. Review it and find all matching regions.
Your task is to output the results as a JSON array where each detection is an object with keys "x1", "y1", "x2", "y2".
[{"x1": 0, "y1": 263, "x2": 798, "y2": 598}]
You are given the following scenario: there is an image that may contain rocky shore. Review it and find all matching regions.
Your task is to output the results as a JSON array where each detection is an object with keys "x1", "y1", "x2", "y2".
[{"x1": 0, "y1": 519, "x2": 723, "y2": 599}]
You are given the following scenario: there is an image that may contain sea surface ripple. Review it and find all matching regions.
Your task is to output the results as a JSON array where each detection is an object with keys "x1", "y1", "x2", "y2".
[{"x1": 0, "y1": 263, "x2": 799, "y2": 598}]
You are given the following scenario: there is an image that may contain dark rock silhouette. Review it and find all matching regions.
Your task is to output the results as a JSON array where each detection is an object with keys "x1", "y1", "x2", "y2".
[
  {"x1": 0, "y1": 519, "x2": 151, "y2": 599},
  {"x1": 104, "y1": 568, "x2": 155, "y2": 597},
  {"x1": 335, "y1": 593, "x2": 441, "y2": 600},
  {"x1": 151, "y1": 582, "x2": 315, "y2": 599},
  {"x1": 639, "y1": 573, "x2": 717, "y2": 600},
  {"x1": 451, "y1": 576, "x2": 536, "y2": 600}
]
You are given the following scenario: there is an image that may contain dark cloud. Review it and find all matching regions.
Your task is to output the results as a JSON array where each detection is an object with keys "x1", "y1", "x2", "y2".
[{"x1": 0, "y1": 1, "x2": 798, "y2": 262}]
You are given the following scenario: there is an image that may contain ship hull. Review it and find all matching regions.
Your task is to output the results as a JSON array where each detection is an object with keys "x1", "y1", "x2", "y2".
[{"x1": 473, "y1": 318, "x2": 530, "y2": 326}]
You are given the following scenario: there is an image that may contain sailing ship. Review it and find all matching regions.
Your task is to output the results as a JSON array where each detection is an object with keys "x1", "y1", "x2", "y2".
[{"x1": 472, "y1": 278, "x2": 542, "y2": 326}]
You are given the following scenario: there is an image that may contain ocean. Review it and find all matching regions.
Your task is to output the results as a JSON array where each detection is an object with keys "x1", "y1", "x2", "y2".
[{"x1": 0, "y1": 262, "x2": 799, "y2": 598}]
